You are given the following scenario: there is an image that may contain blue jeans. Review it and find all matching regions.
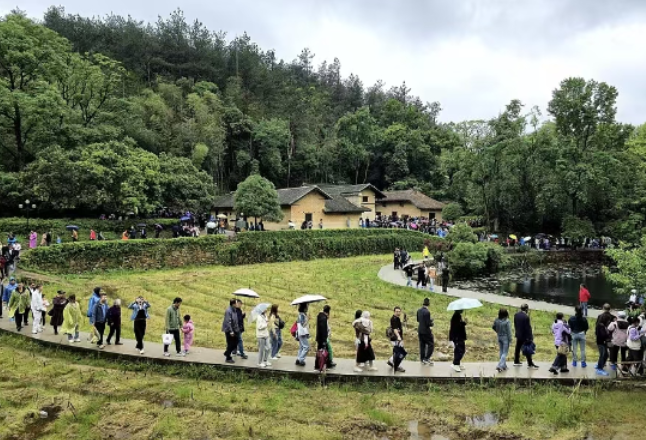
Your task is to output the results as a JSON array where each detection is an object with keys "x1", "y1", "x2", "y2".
[
  {"x1": 580, "y1": 302, "x2": 588, "y2": 317},
  {"x1": 572, "y1": 332, "x2": 586, "y2": 362},
  {"x1": 270, "y1": 329, "x2": 283, "y2": 358},
  {"x1": 428, "y1": 278, "x2": 434, "y2": 292},
  {"x1": 237, "y1": 333, "x2": 245, "y2": 355},
  {"x1": 597, "y1": 344, "x2": 608, "y2": 370},
  {"x1": 297, "y1": 335, "x2": 310, "y2": 362},
  {"x1": 406, "y1": 277, "x2": 412, "y2": 287},
  {"x1": 497, "y1": 338, "x2": 510, "y2": 369}
]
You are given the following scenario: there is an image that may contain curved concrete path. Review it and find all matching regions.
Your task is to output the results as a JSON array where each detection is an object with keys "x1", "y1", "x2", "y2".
[
  {"x1": 0, "y1": 316, "x2": 613, "y2": 384},
  {"x1": 378, "y1": 265, "x2": 602, "y2": 318}
]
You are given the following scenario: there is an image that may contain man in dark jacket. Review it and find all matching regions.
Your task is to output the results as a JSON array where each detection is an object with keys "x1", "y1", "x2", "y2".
[
  {"x1": 416, "y1": 298, "x2": 434, "y2": 365},
  {"x1": 221, "y1": 299, "x2": 239, "y2": 363},
  {"x1": 513, "y1": 304, "x2": 539, "y2": 369},
  {"x1": 315, "y1": 305, "x2": 336, "y2": 369},
  {"x1": 106, "y1": 299, "x2": 123, "y2": 345},
  {"x1": 235, "y1": 299, "x2": 248, "y2": 359},
  {"x1": 596, "y1": 303, "x2": 615, "y2": 328},
  {"x1": 92, "y1": 293, "x2": 109, "y2": 349}
]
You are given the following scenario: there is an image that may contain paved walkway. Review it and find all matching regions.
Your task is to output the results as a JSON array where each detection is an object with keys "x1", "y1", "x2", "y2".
[
  {"x1": 0, "y1": 317, "x2": 613, "y2": 383},
  {"x1": 378, "y1": 265, "x2": 602, "y2": 318}
]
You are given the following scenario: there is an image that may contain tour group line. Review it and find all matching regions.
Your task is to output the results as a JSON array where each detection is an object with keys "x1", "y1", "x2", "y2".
[{"x1": 0, "y1": 317, "x2": 613, "y2": 385}]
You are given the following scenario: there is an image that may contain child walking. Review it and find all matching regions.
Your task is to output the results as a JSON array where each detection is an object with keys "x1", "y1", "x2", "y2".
[{"x1": 181, "y1": 315, "x2": 194, "y2": 354}]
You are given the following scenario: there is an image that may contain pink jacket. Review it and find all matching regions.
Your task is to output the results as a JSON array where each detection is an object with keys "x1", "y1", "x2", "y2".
[{"x1": 181, "y1": 320, "x2": 195, "y2": 346}]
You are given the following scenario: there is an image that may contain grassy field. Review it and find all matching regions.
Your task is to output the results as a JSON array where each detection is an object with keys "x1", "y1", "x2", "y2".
[
  {"x1": 0, "y1": 333, "x2": 642, "y2": 440},
  {"x1": 22, "y1": 254, "x2": 571, "y2": 361}
]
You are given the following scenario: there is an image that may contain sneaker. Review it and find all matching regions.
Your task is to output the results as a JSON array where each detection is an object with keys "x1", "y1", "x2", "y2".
[
  {"x1": 140, "y1": 350, "x2": 145, "y2": 355},
  {"x1": 67, "y1": 339, "x2": 74, "y2": 344},
  {"x1": 572, "y1": 361, "x2": 577, "y2": 367},
  {"x1": 610, "y1": 364, "x2": 617, "y2": 371},
  {"x1": 164, "y1": 352, "x2": 170, "y2": 357},
  {"x1": 513, "y1": 362, "x2": 523, "y2": 367},
  {"x1": 528, "y1": 364, "x2": 539, "y2": 370},
  {"x1": 387, "y1": 360, "x2": 394, "y2": 368},
  {"x1": 276, "y1": 353, "x2": 282, "y2": 358},
  {"x1": 560, "y1": 368, "x2": 570, "y2": 373},
  {"x1": 98, "y1": 345, "x2": 105, "y2": 349},
  {"x1": 258, "y1": 363, "x2": 266, "y2": 368},
  {"x1": 581, "y1": 361, "x2": 587, "y2": 368},
  {"x1": 596, "y1": 369, "x2": 609, "y2": 376},
  {"x1": 358, "y1": 363, "x2": 366, "y2": 367},
  {"x1": 421, "y1": 359, "x2": 430, "y2": 365},
  {"x1": 496, "y1": 367, "x2": 503, "y2": 373},
  {"x1": 353, "y1": 367, "x2": 363, "y2": 373},
  {"x1": 115, "y1": 342, "x2": 123, "y2": 346},
  {"x1": 451, "y1": 365, "x2": 461, "y2": 373},
  {"x1": 460, "y1": 366, "x2": 466, "y2": 371},
  {"x1": 239, "y1": 354, "x2": 248, "y2": 360},
  {"x1": 73, "y1": 338, "x2": 81, "y2": 343},
  {"x1": 225, "y1": 359, "x2": 235, "y2": 364},
  {"x1": 106, "y1": 342, "x2": 112, "y2": 345},
  {"x1": 328, "y1": 363, "x2": 337, "y2": 369},
  {"x1": 32, "y1": 331, "x2": 38, "y2": 334},
  {"x1": 367, "y1": 366, "x2": 378, "y2": 372},
  {"x1": 427, "y1": 360, "x2": 435, "y2": 366},
  {"x1": 396, "y1": 367, "x2": 406, "y2": 373},
  {"x1": 176, "y1": 352, "x2": 185, "y2": 357},
  {"x1": 270, "y1": 357, "x2": 279, "y2": 360},
  {"x1": 549, "y1": 368, "x2": 558, "y2": 375},
  {"x1": 265, "y1": 361, "x2": 272, "y2": 366}
]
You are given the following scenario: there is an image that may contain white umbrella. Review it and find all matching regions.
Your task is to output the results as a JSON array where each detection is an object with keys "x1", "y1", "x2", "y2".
[
  {"x1": 447, "y1": 298, "x2": 483, "y2": 311},
  {"x1": 291, "y1": 294, "x2": 327, "y2": 306},
  {"x1": 249, "y1": 303, "x2": 272, "y2": 323},
  {"x1": 206, "y1": 221, "x2": 217, "y2": 229},
  {"x1": 233, "y1": 288, "x2": 260, "y2": 298}
]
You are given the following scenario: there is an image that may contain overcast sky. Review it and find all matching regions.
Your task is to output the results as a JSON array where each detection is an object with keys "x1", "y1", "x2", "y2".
[{"x1": 5, "y1": 1, "x2": 646, "y2": 124}]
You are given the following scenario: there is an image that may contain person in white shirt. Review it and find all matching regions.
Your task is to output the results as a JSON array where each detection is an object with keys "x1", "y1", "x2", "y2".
[{"x1": 30, "y1": 284, "x2": 44, "y2": 334}]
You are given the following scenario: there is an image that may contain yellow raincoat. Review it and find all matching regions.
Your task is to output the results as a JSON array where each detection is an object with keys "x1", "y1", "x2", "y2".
[
  {"x1": 61, "y1": 302, "x2": 82, "y2": 335},
  {"x1": 8, "y1": 289, "x2": 29, "y2": 317}
]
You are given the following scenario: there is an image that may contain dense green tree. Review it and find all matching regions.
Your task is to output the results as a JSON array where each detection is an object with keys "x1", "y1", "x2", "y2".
[
  {"x1": 234, "y1": 174, "x2": 283, "y2": 223},
  {"x1": 442, "y1": 202, "x2": 464, "y2": 222}
]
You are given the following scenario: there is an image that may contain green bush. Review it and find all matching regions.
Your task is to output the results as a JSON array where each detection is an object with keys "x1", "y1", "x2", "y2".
[
  {"x1": 21, "y1": 231, "x2": 430, "y2": 273},
  {"x1": 0, "y1": 217, "x2": 179, "y2": 238},
  {"x1": 447, "y1": 223, "x2": 478, "y2": 243},
  {"x1": 442, "y1": 202, "x2": 464, "y2": 222},
  {"x1": 447, "y1": 242, "x2": 509, "y2": 278}
]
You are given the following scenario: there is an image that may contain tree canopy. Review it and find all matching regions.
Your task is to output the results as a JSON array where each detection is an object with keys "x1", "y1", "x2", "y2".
[
  {"x1": 1, "y1": 9, "x2": 645, "y2": 240},
  {"x1": 233, "y1": 174, "x2": 283, "y2": 222}
]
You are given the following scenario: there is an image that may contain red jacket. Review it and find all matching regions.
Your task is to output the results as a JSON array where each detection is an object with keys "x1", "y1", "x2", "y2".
[{"x1": 579, "y1": 287, "x2": 591, "y2": 302}]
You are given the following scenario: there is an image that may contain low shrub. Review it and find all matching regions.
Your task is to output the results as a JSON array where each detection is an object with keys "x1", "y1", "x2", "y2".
[{"x1": 447, "y1": 242, "x2": 510, "y2": 278}]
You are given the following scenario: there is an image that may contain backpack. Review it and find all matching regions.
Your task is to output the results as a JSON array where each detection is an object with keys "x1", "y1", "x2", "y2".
[
  {"x1": 278, "y1": 317, "x2": 285, "y2": 330},
  {"x1": 385, "y1": 327, "x2": 396, "y2": 341},
  {"x1": 290, "y1": 321, "x2": 298, "y2": 338}
]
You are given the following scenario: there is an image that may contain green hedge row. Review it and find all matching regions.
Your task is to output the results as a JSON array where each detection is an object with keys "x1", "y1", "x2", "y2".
[
  {"x1": 237, "y1": 229, "x2": 445, "y2": 242},
  {"x1": 21, "y1": 232, "x2": 427, "y2": 273},
  {"x1": 0, "y1": 217, "x2": 179, "y2": 236}
]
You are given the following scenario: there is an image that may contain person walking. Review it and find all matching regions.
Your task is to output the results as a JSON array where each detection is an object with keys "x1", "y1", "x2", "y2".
[
  {"x1": 579, "y1": 284, "x2": 591, "y2": 317},
  {"x1": 608, "y1": 311, "x2": 629, "y2": 372},
  {"x1": 92, "y1": 293, "x2": 109, "y2": 349},
  {"x1": 256, "y1": 307, "x2": 271, "y2": 368},
  {"x1": 416, "y1": 298, "x2": 435, "y2": 365},
  {"x1": 29, "y1": 231, "x2": 37, "y2": 249},
  {"x1": 449, "y1": 310, "x2": 467, "y2": 372},
  {"x1": 441, "y1": 259, "x2": 450, "y2": 293},
  {"x1": 595, "y1": 316, "x2": 611, "y2": 376},
  {"x1": 548, "y1": 313, "x2": 571, "y2": 375},
  {"x1": 416, "y1": 264, "x2": 426, "y2": 289},
  {"x1": 404, "y1": 263, "x2": 414, "y2": 287},
  {"x1": 568, "y1": 305, "x2": 589, "y2": 368},
  {"x1": 106, "y1": 299, "x2": 122, "y2": 345},
  {"x1": 492, "y1": 308, "x2": 512, "y2": 372},
  {"x1": 222, "y1": 298, "x2": 240, "y2": 363},
  {"x1": 181, "y1": 315, "x2": 194, "y2": 355},
  {"x1": 387, "y1": 306, "x2": 406, "y2": 372},
  {"x1": 2, "y1": 276, "x2": 17, "y2": 311},
  {"x1": 235, "y1": 299, "x2": 248, "y2": 359},
  {"x1": 8, "y1": 283, "x2": 29, "y2": 331},
  {"x1": 87, "y1": 287, "x2": 102, "y2": 344},
  {"x1": 164, "y1": 297, "x2": 184, "y2": 357},
  {"x1": 315, "y1": 305, "x2": 336, "y2": 370},
  {"x1": 627, "y1": 317, "x2": 645, "y2": 375},
  {"x1": 513, "y1": 304, "x2": 539, "y2": 369},
  {"x1": 353, "y1": 311, "x2": 377, "y2": 372},
  {"x1": 128, "y1": 296, "x2": 151, "y2": 355},
  {"x1": 61, "y1": 294, "x2": 81, "y2": 343},
  {"x1": 268, "y1": 304, "x2": 283, "y2": 360},
  {"x1": 295, "y1": 303, "x2": 310, "y2": 366},
  {"x1": 30, "y1": 284, "x2": 44, "y2": 334},
  {"x1": 427, "y1": 265, "x2": 436, "y2": 292},
  {"x1": 49, "y1": 290, "x2": 68, "y2": 335}
]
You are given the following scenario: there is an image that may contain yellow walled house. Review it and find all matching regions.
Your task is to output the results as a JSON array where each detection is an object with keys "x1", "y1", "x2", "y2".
[
  {"x1": 316, "y1": 184, "x2": 385, "y2": 221},
  {"x1": 377, "y1": 189, "x2": 445, "y2": 221},
  {"x1": 213, "y1": 186, "x2": 369, "y2": 230}
]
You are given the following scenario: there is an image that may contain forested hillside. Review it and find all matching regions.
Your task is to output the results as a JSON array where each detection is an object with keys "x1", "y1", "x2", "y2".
[{"x1": 2, "y1": 7, "x2": 646, "y2": 239}]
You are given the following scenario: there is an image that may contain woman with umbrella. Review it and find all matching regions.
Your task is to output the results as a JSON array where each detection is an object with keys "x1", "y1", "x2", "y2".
[
  {"x1": 295, "y1": 303, "x2": 310, "y2": 366},
  {"x1": 449, "y1": 310, "x2": 468, "y2": 372}
]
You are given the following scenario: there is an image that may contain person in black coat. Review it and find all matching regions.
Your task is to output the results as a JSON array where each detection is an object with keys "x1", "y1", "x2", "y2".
[
  {"x1": 513, "y1": 304, "x2": 539, "y2": 368},
  {"x1": 315, "y1": 305, "x2": 336, "y2": 369},
  {"x1": 106, "y1": 299, "x2": 122, "y2": 345},
  {"x1": 235, "y1": 299, "x2": 248, "y2": 359},
  {"x1": 449, "y1": 310, "x2": 467, "y2": 372}
]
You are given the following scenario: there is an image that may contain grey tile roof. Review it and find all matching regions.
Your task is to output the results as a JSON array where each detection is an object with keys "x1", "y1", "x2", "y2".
[
  {"x1": 380, "y1": 190, "x2": 446, "y2": 210},
  {"x1": 324, "y1": 195, "x2": 371, "y2": 213},
  {"x1": 316, "y1": 183, "x2": 386, "y2": 199}
]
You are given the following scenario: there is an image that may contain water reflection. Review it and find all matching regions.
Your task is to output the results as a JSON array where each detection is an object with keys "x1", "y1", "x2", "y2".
[
  {"x1": 407, "y1": 420, "x2": 451, "y2": 440},
  {"x1": 466, "y1": 413, "x2": 499, "y2": 428},
  {"x1": 501, "y1": 269, "x2": 624, "y2": 308}
]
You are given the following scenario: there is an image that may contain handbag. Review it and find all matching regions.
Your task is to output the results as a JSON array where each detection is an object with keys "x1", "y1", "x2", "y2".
[
  {"x1": 521, "y1": 341, "x2": 536, "y2": 356},
  {"x1": 162, "y1": 333, "x2": 174, "y2": 345},
  {"x1": 557, "y1": 343, "x2": 570, "y2": 355}
]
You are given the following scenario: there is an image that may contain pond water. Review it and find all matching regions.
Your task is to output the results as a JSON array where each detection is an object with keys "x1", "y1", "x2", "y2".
[{"x1": 499, "y1": 269, "x2": 624, "y2": 309}]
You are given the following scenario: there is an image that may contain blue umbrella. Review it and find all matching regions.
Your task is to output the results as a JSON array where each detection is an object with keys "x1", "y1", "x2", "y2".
[{"x1": 180, "y1": 216, "x2": 191, "y2": 222}]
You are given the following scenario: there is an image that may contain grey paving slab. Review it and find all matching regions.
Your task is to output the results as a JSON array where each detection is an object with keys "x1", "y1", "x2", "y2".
[
  {"x1": 378, "y1": 265, "x2": 602, "y2": 318},
  {"x1": 0, "y1": 316, "x2": 615, "y2": 383}
]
